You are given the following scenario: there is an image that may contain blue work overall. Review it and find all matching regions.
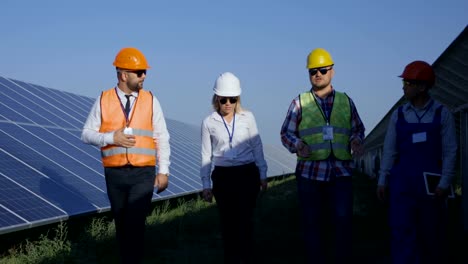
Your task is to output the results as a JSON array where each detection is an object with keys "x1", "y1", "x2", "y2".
[{"x1": 388, "y1": 105, "x2": 447, "y2": 264}]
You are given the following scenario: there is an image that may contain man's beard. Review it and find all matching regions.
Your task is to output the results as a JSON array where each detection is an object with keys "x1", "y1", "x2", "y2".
[
  {"x1": 130, "y1": 82, "x2": 143, "y2": 92},
  {"x1": 313, "y1": 83, "x2": 328, "y2": 90}
]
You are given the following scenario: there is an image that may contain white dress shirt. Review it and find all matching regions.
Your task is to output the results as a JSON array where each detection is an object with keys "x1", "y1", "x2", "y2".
[
  {"x1": 81, "y1": 87, "x2": 170, "y2": 174},
  {"x1": 200, "y1": 110, "x2": 268, "y2": 189}
]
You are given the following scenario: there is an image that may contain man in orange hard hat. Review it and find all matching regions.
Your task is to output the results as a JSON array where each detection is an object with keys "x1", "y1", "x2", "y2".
[
  {"x1": 280, "y1": 48, "x2": 365, "y2": 264},
  {"x1": 82, "y1": 47, "x2": 170, "y2": 264},
  {"x1": 377, "y1": 60, "x2": 457, "y2": 263}
]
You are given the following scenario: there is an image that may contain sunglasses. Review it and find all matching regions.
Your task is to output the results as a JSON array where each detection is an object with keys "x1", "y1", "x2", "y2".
[
  {"x1": 309, "y1": 67, "x2": 332, "y2": 76},
  {"x1": 402, "y1": 80, "x2": 423, "y2": 86},
  {"x1": 122, "y1": 69, "x2": 147, "y2": 77},
  {"x1": 219, "y1": 97, "x2": 238, "y2": 104}
]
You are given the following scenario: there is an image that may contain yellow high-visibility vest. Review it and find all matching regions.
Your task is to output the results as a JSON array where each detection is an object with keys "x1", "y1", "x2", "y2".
[{"x1": 298, "y1": 91, "x2": 352, "y2": 161}]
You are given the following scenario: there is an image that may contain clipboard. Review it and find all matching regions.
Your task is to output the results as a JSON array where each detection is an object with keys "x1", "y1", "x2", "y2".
[{"x1": 423, "y1": 172, "x2": 455, "y2": 198}]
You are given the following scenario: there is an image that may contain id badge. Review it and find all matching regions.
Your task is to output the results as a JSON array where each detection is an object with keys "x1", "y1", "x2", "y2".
[
  {"x1": 123, "y1": 127, "x2": 133, "y2": 135},
  {"x1": 322, "y1": 125, "x2": 334, "y2": 140},
  {"x1": 412, "y1": 132, "x2": 427, "y2": 143}
]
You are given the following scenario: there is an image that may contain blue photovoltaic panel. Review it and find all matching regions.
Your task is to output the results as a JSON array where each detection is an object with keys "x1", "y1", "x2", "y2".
[
  {"x1": 0, "y1": 129, "x2": 108, "y2": 211},
  {"x1": 263, "y1": 144, "x2": 297, "y2": 176},
  {"x1": 0, "y1": 76, "x2": 295, "y2": 235},
  {"x1": 0, "y1": 173, "x2": 66, "y2": 222},
  {"x1": 0, "y1": 206, "x2": 26, "y2": 230}
]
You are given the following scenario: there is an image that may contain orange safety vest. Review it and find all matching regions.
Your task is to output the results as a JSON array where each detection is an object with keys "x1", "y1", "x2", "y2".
[{"x1": 99, "y1": 88, "x2": 156, "y2": 167}]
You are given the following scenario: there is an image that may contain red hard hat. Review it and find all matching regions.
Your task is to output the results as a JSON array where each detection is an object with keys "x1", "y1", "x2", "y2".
[{"x1": 399, "y1": 60, "x2": 435, "y2": 86}]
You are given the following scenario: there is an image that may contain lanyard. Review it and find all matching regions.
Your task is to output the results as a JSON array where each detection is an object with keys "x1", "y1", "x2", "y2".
[
  {"x1": 115, "y1": 88, "x2": 136, "y2": 124},
  {"x1": 311, "y1": 91, "x2": 332, "y2": 125},
  {"x1": 411, "y1": 100, "x2": 433, "y2": 123},
  {"x1": 220, "y1": 112, "x2": 235, "y2": 148}
]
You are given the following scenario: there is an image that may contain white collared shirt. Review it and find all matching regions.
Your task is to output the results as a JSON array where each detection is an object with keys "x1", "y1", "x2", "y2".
[
  {"x1": 200, "y1": 110, "x2": 268, "y2": 189},
  {"x1": 81, "y1": 87, "x2": 171, "y2": 174}
]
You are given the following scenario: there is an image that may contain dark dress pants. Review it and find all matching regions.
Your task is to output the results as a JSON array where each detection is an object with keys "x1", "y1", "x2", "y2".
[
  {"x1": 296, "y1": 175, "x2": 353, "y2": 264},
  {"x1": 212, "y1": 162, "x2": 261, "y2": 264},
  {"x1": 105, "y1": 166, "x2": 155, "y2": 264}
]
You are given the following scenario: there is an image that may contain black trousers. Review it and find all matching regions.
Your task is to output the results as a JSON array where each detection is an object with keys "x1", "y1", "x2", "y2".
[
  {"x1": 105, "y1": 166, "x2": 155, "y2": 264},
  {"x1": 211, "y1": 162, "x2": 261, "y2": 264}
]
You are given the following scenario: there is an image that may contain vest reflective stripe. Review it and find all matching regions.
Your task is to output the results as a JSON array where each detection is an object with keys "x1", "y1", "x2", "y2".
[
  {"x1": 131, "y1": 128, "x2": 153, "y2": 137},
  {"x1": 99, "y1": 88, "x2": 156, "y2": 167},
  {"x1": 298, "y1": 91, "x2": 352, "y2": 161},
  {"x1": 102, "y1": 147, "x2": 157, "y2": 157},
  {"x1": 298, "y1": 126, "x2": 350, "y2": 137},
  {"x1": 305, "y1": 142, "x2": 349, "y2": 151}
]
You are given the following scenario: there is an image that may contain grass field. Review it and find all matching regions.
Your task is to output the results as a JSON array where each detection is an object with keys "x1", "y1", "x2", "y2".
[{"x1": 0, "y1": 173, "x2": 466, "y2": 263}]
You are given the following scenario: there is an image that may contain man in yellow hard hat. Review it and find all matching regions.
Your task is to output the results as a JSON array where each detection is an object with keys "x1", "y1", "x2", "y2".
[
  {"x1": 280, "y1": 48, "x2": 365, "y2": 264},
  {"x1": 82, "y1": 47, "x2": 170, "y2": 264}
]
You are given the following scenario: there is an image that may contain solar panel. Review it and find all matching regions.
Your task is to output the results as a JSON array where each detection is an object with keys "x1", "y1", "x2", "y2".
[{"x1": 0, "y1": 76, "x2": 295, "y2": 235}]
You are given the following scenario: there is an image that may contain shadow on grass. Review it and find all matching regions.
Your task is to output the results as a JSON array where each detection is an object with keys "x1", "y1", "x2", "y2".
[
  {"x1": 141, "y1": 176, "x2": 304, "y2": 264},
  {"x1": 2, "y1": 173, "x2": 467, "y2": 264}
]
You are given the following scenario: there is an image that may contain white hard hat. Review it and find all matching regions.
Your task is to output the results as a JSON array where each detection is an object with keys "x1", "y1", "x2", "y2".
[{"x1": 213, "y1": 72, "x2": 242, "y2": 97}]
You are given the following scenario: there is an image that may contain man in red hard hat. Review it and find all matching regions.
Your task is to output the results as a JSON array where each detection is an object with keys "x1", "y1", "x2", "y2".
[
  {"x1": 377, "y1": 60, "x2": 457, "y2": 263},
  {"x1": 82, "y1": 47, "x2": 170, "y2": 264}
]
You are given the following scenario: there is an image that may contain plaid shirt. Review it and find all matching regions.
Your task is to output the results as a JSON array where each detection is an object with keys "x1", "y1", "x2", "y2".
[{"x1": 280, "y1": 88, "x2": 365, "y2": 181}]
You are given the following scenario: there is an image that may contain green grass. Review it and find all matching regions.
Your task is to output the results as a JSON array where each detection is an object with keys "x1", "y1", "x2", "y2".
[{"x1": 0, "y1": 173, "x2": 466, "y2": 264}]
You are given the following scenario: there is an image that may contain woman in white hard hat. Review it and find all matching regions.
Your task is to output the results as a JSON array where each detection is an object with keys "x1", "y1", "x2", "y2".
[{"x1": 200, "y1": 72, "x2": 268, "y2": 264}]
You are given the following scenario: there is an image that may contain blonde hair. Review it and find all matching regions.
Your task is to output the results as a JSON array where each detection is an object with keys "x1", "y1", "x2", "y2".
[{"x1": 211, "y1": 94, "x2": 243, "y2": 113}]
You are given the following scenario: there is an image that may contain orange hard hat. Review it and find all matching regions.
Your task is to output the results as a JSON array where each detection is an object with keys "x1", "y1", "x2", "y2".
[
  {"x1": 399, "y1": 60, "x2": 435, "y2": 86},
  {"x1": 113, "y1": 47, "x2": 150, "y2": 70}
]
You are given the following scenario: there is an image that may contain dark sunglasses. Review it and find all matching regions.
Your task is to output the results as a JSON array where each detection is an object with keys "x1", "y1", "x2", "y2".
[
  {"x1": 124, "y1": 70, "x2": 147, "y2": 77},
  {"x1": 309, "y1": 67, "x2": 332, "y2": 76},
  {"x1": 219, "y1": 97, "x2": 238, "y2": 104},
  {"x1": 402, "y1": 80, "x2": 423, "y2": 86}
]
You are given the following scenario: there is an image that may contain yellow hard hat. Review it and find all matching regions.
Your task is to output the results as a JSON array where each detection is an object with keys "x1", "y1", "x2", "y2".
[
  {"x1": 113, "y1": 47, "x2": 150, "y2": 70},
  {"x1": 306, "y1": 48, "x2": 334, "y2": 69}
]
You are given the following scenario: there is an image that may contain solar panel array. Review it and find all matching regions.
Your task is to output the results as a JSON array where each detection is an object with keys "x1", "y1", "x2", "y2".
[{"x1": 0, "y1": 76, "x2": 296, "y2": 235}]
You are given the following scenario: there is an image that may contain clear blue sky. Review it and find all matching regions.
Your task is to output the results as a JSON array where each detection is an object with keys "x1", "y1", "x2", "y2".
[{"x1": 1, "y1": 0, "x2": 466, "y2": 145}]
